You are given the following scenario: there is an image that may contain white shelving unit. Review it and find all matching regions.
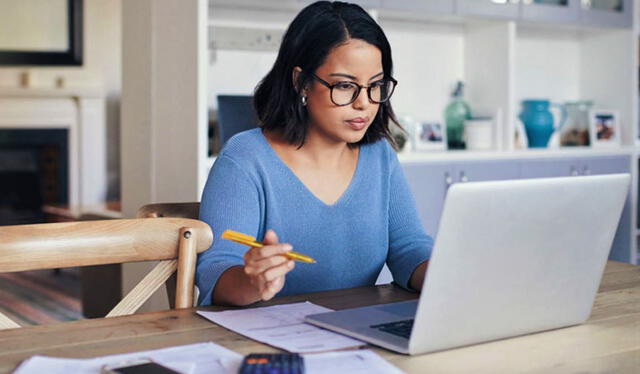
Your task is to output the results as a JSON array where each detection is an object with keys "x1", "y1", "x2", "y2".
[{"x1": 207, "y1": 0, "x2": 640, "y2": 264}]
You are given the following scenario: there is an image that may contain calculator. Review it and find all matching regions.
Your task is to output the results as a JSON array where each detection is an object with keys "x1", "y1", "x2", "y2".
[{"x1": 239, "y1": 353, "x2": 304, "y2": 374}]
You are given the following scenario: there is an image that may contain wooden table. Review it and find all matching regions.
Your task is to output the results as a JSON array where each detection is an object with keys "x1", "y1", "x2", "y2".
[{"x1": 0, "y1": 261, "x2": 638, "y2": 373}]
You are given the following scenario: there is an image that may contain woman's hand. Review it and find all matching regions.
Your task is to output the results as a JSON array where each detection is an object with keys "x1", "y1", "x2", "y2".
[{"x1": 242, "y1": 229, "x2": 295, "y2": 301}]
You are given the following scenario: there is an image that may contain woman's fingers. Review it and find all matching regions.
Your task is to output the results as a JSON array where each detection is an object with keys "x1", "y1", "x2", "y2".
[
  {"x1": 244, "y1": 243, "x2": 292, "y2": 263},
  {"x1": 241, "y1": 229, "x2": 295, "y2": 300},
  {"x1": 261, "y1": 260, "x2": 294, "y2": 283},
  {"x1": 244, "y1": 254, "x2": 288, "y2": 275},
  {"x1": 261, "y1": 276, "x2": 286, "y2": 300}
]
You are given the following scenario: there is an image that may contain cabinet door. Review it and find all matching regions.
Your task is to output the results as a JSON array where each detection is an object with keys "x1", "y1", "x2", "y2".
[
  {"x1": 380, "y1": 0, "x2": 454, "y2": 14},
  {"x1": 213, "y1": 0, "x2": 299, "y2": 10},
  {"x1": 402, "y1": 162, "x2": 452, "y2": 238},
  {"x1": 453, "y1": 159, "x2": 521, "y2": 183},
  {"x1": 580, "y1": 155, "x2": 632, "y2": 263},
  {"x1": 520, "y1": 158, "x2": 579, "y2": 178},
  {"x1": 579, "y1": 155, "x2": 629, "y2": 175},
  {"x1": 521, "y1": 0, "x2": 580, "y2": 23},
  {"x1": 579, "y1": 0, "x2": 633, "y2": 27},
  {"x1": 297, "y1": 0, "x2": 382, "y2": 8},
  {"x1": 457, "y1": 0, "x2": 520, "y2": 19}
]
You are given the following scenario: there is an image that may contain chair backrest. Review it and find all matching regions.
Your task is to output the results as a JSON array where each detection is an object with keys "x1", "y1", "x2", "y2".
[
  {"x1": 0, "y1": 217, "x2": 212, "y2": 330},
  {"x1": 137, "y1": 203, "x2": 202, "y2": 308}
]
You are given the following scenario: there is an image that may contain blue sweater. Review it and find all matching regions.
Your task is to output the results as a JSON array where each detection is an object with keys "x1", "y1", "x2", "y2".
[{"x1": 196, "y1": 129, "x2": 433, "y2": 306}]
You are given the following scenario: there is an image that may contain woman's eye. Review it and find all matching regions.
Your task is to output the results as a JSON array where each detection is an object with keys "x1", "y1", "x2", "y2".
[
  {"x1": 335, "y1": 82, "x2": 355, "y2": 90},
  {"x1": 371, "y1": 80, "x2": 385, "y2": 88}
]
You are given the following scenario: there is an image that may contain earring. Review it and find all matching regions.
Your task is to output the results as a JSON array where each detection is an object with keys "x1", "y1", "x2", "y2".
[{"x1": 301, "y1": 96, "x2": 307, "y2": 106}]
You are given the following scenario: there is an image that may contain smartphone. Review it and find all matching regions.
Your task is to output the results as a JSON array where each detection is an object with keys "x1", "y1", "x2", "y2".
[{"x1": 101, "y1": 359, "x2": 182, "y2": 374}]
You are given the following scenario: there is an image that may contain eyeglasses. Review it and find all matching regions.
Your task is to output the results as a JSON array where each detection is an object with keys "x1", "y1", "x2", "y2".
[{"x1": 311, "y1": 73, "x2": 397, "y2": 106}]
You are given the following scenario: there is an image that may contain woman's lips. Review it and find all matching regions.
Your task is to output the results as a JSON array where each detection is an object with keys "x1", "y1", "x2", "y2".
[{"x1": 346, "y1": 118, "x2": 368, "y2": 131}]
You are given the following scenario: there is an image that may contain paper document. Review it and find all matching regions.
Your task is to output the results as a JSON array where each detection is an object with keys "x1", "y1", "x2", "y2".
[
  {"x1": 197, "y1": 301, "x2": 365, "y2": 353},
  {"x1": 13, "y1": 342, "x2": 242, "y2": 374},
  {"x1": 304, "y1": 350, "x2": 405, "y2": 374}
]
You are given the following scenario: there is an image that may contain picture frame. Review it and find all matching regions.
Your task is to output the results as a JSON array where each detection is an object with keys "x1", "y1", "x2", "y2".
[
  {"x1": 589, "y1": 109, "x2": 620, "y2": 148},
  {"x1": 0, "y1": 0, "x2": 83, "y2": 66},
  {"x1": 414, "y1": 120, "x2": 446, "y2": 151}
]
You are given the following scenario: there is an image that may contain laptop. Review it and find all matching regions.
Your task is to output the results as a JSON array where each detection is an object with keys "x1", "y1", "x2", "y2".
[{"x1": 305, "y1": 174, "x2": 630, "y2": 355}]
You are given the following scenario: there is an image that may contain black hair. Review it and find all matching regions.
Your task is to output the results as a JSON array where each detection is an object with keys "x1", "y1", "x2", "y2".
[{"x1": 253, "y1": 1, "x2": 399, "y2": 148}]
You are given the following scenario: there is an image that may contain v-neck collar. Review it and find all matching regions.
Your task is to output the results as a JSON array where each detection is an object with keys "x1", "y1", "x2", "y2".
[{"x1": 256, "y1": 129, "x2": 364, "y2": 208}]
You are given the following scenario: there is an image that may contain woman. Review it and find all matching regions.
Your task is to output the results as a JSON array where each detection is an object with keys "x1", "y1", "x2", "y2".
[{"x1": 197, "y1": 1, "x2": 433, "y2": 306}]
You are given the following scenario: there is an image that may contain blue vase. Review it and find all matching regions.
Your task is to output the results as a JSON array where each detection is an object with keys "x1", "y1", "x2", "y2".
[{"x1": 519, "y1": 100, "x2": 555, "y2": 148}]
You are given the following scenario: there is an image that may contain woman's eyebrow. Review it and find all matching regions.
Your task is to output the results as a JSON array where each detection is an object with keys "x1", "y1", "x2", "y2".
[
  {"x1": 328, "y1": 72, "x2": 384, "y2": 81},
  {"x1": 329, "y1": 73, "x2": 357, "y2": 80}
]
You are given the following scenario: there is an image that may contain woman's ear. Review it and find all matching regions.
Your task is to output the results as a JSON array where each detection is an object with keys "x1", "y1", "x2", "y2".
[{"x1": 292, "y1": 66, "x2": 304, "y2": 94}]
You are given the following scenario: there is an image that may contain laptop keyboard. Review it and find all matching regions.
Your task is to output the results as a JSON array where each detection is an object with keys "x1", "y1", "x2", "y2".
[{"x1": 370, "y1": 319, "x2": 414, "y2": 339}]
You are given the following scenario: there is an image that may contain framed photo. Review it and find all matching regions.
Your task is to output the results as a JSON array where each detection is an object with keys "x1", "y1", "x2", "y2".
[
  {"x1": 414, "y1": 120, "x2": 446, "y2": 151},
  {"x1": 590, "y1": 109, "x2": 620, "y2": 147}
]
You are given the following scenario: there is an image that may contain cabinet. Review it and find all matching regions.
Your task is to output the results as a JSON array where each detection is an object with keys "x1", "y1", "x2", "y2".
[
  {"x1": 298, "y1": 0, "x2": 381, "y2": 8},
  {"x1": 520, "y1": 0, "x2": 579, "y2": 23},
  {"x1": 580, "y1": 0, "x2": 633, "y2": 27},
  {"x1": 455, "y1": 0, "x2": 631, "y2": 27},
  {"x1": 380, "y1": 0, "x2": 454, "y2": 14},
  {"x1": 211, "y1": 0, "x2": 299, "y2": 11},
  {"x1": 403, "y1": 155, "x2": 632, "y2": 264},
  {"x1": 457, "y1": 0, "x2": 521, "y2": 19},
  {"x1": 403, "y1": 159, "x2": 520, "y2": 238}
]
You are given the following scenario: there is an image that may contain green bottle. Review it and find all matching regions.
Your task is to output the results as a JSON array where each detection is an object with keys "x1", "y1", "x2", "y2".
[{"x1": 445, "y1": 81, "x2": 471, "y2": 149}]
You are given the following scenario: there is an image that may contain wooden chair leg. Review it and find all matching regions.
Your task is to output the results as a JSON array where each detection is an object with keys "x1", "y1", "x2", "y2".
[
  {"x1": 175, "y1": 227, "x2": 197, "y2": 309},
  {"x1": 165, "y1": 273, "x2": 177, "y2": 309}
]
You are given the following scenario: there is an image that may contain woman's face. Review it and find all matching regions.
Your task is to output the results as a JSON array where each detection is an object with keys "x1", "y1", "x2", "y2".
[{"x1": 304, "y1": 38, "x2": 383, "y2": 145}]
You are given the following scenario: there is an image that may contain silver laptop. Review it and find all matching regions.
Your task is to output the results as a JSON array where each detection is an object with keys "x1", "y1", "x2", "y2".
[{"x1": 305, "y1": 174, "x2": 630, "y2": 355}]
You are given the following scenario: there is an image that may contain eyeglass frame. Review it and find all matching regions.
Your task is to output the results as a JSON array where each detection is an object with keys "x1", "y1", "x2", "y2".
[{"x1": 310, "y1": 73, "x2": 398, "y2": 107}]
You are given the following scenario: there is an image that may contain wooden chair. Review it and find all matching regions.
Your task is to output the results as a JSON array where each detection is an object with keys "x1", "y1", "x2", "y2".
[
  {"x1": 137, "y1": 202, "x2": 200, "y2": 219},
  {"x1": 137, "y1": 203, "x2": 201, "y2": 308},
  {"x1": 0, "y1": 217, "x2": 212, "y2": 330}
]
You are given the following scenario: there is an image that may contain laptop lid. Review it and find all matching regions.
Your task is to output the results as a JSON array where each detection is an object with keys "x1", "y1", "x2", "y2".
[{"x1": 409, "y1": 174, "x2": 629, "y2": 354}]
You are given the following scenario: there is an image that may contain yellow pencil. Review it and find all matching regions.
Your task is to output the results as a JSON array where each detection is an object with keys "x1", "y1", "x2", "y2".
[{"x1": 221, "y1": 229, "x2": 317, "y2": 263}]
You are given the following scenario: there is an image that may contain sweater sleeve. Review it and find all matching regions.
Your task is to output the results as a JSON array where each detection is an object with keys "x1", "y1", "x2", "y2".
[
  {"x1": 196, "y1": 155, "x2": 262, "y2": 306},
  {"x1": 386, "y1": 150, "x2": 434, "y2": 290}
]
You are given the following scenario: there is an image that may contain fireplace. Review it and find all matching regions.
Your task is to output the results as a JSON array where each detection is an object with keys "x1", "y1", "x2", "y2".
[
  {"x1": 0, "y1": 88, "x2": 107, "y2": 220},
  {"x1": 0, "y1": 129, "x2": 68, "y2": 225}
]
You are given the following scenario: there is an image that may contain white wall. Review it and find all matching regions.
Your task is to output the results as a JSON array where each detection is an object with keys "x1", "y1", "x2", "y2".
[
  {"x1": 515, "y1": 27, "x2": 581, "y2": 104},
  {"x1": 0, "y1": 0, "x2": 122, "y2": 201},
  {"x1": 208, "y1": 9, "x2": 466, "y2": 126},
  {"x1": 381, "y1": 20, "x2": 465, "y2": 123}
]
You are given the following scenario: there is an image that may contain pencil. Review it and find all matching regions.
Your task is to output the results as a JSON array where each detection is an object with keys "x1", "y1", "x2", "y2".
[{"x1": 221, "y1": 229, "x2": 317, "y2": 263}]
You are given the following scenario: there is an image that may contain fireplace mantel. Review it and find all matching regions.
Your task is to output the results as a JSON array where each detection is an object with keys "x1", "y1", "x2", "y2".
[{"x1": 0, "y1": 87, "x2": 107, "y2": 211}]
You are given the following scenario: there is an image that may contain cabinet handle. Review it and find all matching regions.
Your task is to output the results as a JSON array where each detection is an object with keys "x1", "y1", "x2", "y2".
[
  {"x1": 570, "y1": 166, "x2": 579, "y2": 177},
  {"x1": 582, "y1": 166, "x2": 591, "y2": 176},
  {"x1": 459, "y1": 171, "x2": 469, "y2": 183},
  {"x1": 444, "y1": 172, "x2": 453, "y2": 189}
]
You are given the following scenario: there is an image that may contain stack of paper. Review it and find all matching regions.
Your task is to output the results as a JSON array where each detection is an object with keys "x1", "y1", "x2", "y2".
[
  {"x1": 15, "y1": 302, "x2": 406, "y2": 374},
  {"x1": 197, "y1": 301, "x2": 365, "y2": 353},
  {"x1": 14, "y1": 345, "x2": 405, "y2": 374},
  {"x1": 13, "y1": 342, "x2": 242, "y2": 374}
]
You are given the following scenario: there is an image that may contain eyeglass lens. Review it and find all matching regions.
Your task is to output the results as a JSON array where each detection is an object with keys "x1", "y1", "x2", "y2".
[{"x1": 331, "y1": 80, "x2": 395, "y2": 105}]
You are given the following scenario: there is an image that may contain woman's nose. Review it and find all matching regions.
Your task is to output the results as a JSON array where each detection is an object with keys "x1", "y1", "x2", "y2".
[{"x1": 352, "y1": 87, "x2": 370, "y2": 109}]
